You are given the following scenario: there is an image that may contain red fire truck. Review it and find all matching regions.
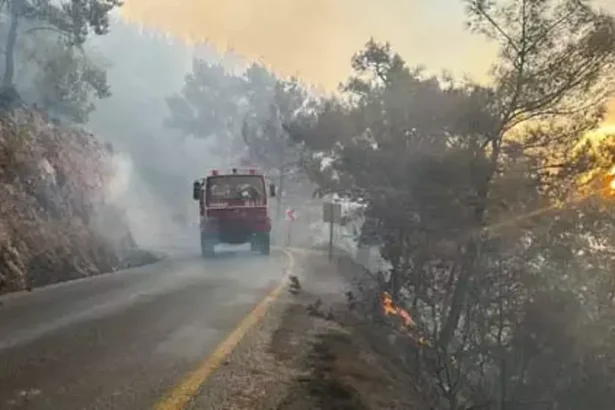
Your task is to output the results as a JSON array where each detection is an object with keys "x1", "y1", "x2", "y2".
[{"x1": 192, "y1": 168, "x2": 276, "y2": 257}]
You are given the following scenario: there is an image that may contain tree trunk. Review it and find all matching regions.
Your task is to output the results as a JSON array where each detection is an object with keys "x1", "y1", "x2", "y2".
[
  {"x1": 438, "y1": 238, "x2": 480, "y2": 349},
  {"x1": 388, "y1": 228, "x2": 406, "y2": 299},
  {"x1": 438, "y1": 135, "x2": 502, "y2": 350},
  {"x1": 3, "y1": 0, "x2": 22, "y2": 88},
  {"x1": 438, "y1": 167, "x2": 492, "y2": 349}
]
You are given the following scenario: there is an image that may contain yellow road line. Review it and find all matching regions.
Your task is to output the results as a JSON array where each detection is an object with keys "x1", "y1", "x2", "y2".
[{"x1": 154, "y1": 250, "x2": 295, "y2": 410}]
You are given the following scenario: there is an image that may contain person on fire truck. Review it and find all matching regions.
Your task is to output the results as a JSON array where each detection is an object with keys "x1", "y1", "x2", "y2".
[{"x1": 235, "y1": 183, "x2": 261, "y2": 201}]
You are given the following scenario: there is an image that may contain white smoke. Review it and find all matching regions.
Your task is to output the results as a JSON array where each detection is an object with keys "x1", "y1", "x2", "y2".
[{"x1": 105, "y1": 152, "x2": 132, "y2": 203}]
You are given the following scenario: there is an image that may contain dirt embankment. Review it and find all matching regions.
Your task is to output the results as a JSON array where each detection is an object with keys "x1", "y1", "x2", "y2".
[
  {"x1": 0, "y1": 108, "x2": 157, "y2": 294},
  {"x1": 271, "y1": 253, "x2": 426, "y2": 410}
]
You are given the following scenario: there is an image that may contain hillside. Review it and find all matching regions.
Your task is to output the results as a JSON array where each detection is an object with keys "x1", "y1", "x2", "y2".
[{"x1": 0, "y1": 108, "x2": 156, "y2": 294}]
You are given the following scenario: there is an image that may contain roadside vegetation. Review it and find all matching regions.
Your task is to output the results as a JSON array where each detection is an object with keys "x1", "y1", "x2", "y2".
[{"x1": 280, "y1": 1, "x2": 615, "y2": 408}]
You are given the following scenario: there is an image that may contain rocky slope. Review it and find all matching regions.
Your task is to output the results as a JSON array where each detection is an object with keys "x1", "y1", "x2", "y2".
[{"x1": 0, "y1": 108, "x2": 155, "y2": 294}]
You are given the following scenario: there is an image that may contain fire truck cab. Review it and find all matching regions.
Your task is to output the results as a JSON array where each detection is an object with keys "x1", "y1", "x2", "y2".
[{"x1": 192, "y1": 168, "x2": 276, "y2": 258}]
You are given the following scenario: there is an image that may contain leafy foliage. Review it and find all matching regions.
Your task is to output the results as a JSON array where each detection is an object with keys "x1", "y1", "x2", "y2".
[
  {"x1": 14, "y1": 0, "x2": 122, "y2": 46},
  {"x1": 0, "y1": 0, "x2": 121, "y2": 110},
  {"x1": 33, "y1": 41, "x2": 110, "y2": 123},
  {"x1": 165, "y1": 60, "x2": 245, "y2": 143},
  {"x1": 288, "y1": 1, "x2": 615, "y2": 408},
  {"x1": 166, "y1": 60, "x2": 308, "y2": 163}
]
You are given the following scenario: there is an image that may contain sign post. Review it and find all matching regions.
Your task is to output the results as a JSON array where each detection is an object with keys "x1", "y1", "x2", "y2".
[
  {"x1": 285, "y1": 208, "x2": 296, "y2": 246},
  {"x1": 323, "y1": 202, "x2": 342, "y2": 261}
]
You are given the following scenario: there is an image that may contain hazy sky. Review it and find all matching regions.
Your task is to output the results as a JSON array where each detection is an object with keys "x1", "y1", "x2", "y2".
[{"x1": 123, "y1": 0, "x2": 615, "y2": 124}]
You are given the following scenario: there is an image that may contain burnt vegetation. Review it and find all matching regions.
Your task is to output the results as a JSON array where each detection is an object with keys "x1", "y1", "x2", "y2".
[{"x1": 280, "y1": 1, "x2": 615, "y2": 409}]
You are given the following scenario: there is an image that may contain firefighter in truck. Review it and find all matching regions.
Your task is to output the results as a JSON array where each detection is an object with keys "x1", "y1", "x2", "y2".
[{"x1": 192, "y1": 168, "x2": 276, "y2": 258}]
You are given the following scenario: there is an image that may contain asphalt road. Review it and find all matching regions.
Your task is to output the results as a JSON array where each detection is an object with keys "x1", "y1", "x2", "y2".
[{"x1": 0, "y1": 246, "x2": 289, "y2": 410}]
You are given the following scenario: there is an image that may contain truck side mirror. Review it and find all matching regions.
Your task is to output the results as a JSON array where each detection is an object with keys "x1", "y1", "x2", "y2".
[
  {"x1": 269, "y1": 183, "x2": 276, "y2": 197},
  {"x1": 193, "y1": 180, "x2": 202, "y2": 201}
]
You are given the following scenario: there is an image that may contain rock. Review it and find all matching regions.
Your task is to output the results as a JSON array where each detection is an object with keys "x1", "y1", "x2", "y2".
[
  {"x1": 0, "y1": 107, "x2": 151, "y2": 295},
  {"x1": 289, "y1": 275, "x2": 302, "y2": 294}
]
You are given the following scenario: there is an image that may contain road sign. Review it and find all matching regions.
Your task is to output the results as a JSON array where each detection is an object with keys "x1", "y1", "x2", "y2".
[
  {"x1": 323, "y1": 202, "x2": 342, "y2": 223},
  {"x1": 286, "y1": 208, "x2": 296, "y2": 221},
  {"x1": 323, "y1": 202, "x2": 342, "y2": 261}
]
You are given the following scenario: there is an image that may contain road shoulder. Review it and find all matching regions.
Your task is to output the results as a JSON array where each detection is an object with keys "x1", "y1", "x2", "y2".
[{"x1": 188, "y1": 250, "x2": 423, "y2": 410}]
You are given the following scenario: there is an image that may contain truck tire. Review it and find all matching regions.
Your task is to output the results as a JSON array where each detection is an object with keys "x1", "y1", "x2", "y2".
[
  {"x1": 260, "y1": 233, "x2": 270, "y2": 255},
  {"x1": 201, "y1": 235, "x2": 215, "y2": 258}
]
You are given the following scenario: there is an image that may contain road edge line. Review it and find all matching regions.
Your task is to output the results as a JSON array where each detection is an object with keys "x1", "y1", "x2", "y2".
[{"x1": 154, "y1": 250, "x2": 295, "y2": 410}]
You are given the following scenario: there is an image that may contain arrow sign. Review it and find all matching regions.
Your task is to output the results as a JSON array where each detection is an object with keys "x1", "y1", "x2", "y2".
[{"x1": 285, "y1": 208, "x2": 296, "y2": 221}]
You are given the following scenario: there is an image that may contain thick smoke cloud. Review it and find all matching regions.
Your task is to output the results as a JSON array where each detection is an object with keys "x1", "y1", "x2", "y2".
[
  {"x1": 120, "y1": 0, "x2": 497, "y2": 89},
  {"x1": 85, "y1": 22, "x2": 224, "y2": 250},
  {"x1": 84, "y1": 20, "x2": 283, "y2": 252},
  {"x1": 120, "y1": 0, "x2": 615, "y2": 124}
]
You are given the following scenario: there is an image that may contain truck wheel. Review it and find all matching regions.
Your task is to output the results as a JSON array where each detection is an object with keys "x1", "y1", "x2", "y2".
[
  {"x1": 260, "y1": 233, "x2": 270, "y2": 255},
  {"x1": 201, "y1": 235, "x2": 215, "y2": 258}
]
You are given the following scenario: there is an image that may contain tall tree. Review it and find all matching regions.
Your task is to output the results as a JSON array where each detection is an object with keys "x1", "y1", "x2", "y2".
[
  {"x1": 241, "y1": 65, "x2": 310, "y2": 219},
  {"x1": 1, "y1": 0, "x2": 122, "y2": 102},
  {"x1": 438, "y1": 0, "x2": 615, "y2": 350},
  {"x1": 165, "y1": 59, "x2": 246, "y2": 156},
  {"x1": 32, "y1": 40, "x2": 110, "y2": 123},
  {"x1": 289, "y1": 26, "x2": 615, "y2": 407}
]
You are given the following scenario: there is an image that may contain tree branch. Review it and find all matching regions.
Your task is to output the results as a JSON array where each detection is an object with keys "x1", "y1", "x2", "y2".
[{"x1": 468, "y1": 0, "x2": 520, "y2": 54}]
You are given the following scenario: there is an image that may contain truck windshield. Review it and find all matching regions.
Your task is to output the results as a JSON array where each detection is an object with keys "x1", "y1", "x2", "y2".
[{"x1": 206, "y1": 175, "x2": 266, "y2": 206}]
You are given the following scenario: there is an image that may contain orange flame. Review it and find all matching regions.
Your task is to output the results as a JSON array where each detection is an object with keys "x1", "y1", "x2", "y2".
[{"x1": 381, "y1": 292, "x2": 415, "y2": 328}]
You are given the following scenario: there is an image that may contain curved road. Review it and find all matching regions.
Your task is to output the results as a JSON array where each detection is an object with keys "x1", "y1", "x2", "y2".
[{"x1": 0, "y1": 247, "x2": 290, "y2": 409}]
